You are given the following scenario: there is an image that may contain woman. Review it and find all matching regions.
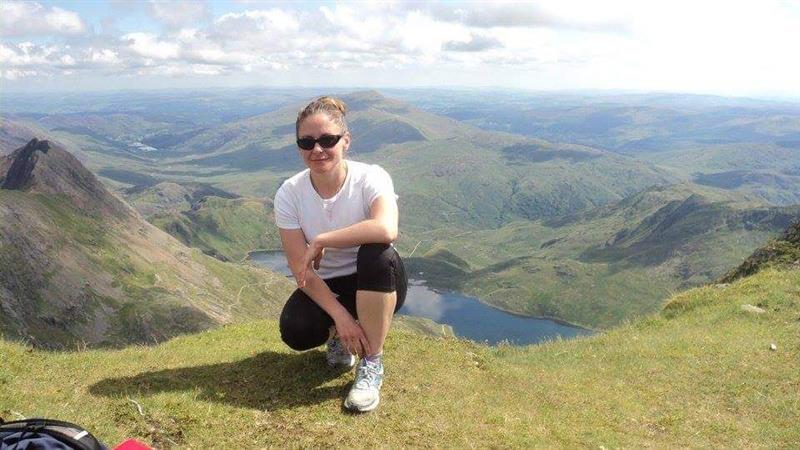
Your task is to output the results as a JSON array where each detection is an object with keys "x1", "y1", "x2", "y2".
[{"x1": 273, "y1": 96, "x2": 407, "y2": 413}]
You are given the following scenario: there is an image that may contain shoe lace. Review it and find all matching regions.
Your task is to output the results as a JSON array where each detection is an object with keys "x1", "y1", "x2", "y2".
[
  {"x1": 328, "y1": 337, "x2": 345, "y2": 355},
  {"x1": 354, "y1": 359, "x2": 381, "y2": 389}
]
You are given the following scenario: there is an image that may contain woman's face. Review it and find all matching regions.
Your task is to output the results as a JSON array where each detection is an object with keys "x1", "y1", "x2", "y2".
[{"x1": 297, "y1": 113, "x2": 350, "y2": 175}]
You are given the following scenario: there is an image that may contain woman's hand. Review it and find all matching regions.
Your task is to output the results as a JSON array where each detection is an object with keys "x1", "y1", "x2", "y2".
[
  {"x1": 333, "y1": 313, "x2": 371, "y2": 357},
  {"x1": 297, "y1": 239, "x2": 325, "y2": 288}
]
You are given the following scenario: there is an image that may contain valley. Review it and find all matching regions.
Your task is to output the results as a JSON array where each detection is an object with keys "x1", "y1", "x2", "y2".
[{"x1": 2, "y1": 88, "x2": 799, "y2": 337}]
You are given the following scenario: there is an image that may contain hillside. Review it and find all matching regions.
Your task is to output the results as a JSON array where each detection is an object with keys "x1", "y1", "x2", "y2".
[
  {"x1": 149, "y1": 195, "x2": 280, "y2": 262},
  {"x1": 404, "y1": 183, "x2": 798, "y2": 328},
  {"x1": 124, "y1": 181, "x2": 240, "y2": 219},
  {"x1": 1, "y1": 264, "x2": 796, "y2": 447},
  {"x1": 181, "y1": 91, "x2": 677, "y2": 230},
  {"x1": 395, "y1": 90, "x2": 800, "y2": 207},
  {"x1": 29, "y1": 90, "x2": 674, "y2": 231},
  {"x1": 0, "y1": 139, "x2": 293, "y2": 348},
  {"x1": 400, "y1": 90, "x2": 800, "y2": 154},
  {"x1": 139, "y1": 178, "x2": 796, "y2": 329},
  {"x1": 721, "y1": 220, "x2": 800, "y2": 282}
]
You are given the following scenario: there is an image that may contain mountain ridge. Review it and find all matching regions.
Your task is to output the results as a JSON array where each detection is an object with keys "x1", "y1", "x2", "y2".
[
  {"x1": 1, "y1": 138, "x2": 133, "y2": 218},
  {"x1": 0, "y1": 138, "x2": 293, "y2": 348}
]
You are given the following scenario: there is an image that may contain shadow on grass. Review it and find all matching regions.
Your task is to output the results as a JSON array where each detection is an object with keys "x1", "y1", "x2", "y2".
[{"x1": 89, "y1": 350, "x2": 350, "y2": 411}]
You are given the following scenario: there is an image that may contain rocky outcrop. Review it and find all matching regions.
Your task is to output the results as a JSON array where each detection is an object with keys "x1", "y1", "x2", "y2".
[
  {"x1": 1, "y1": 138, "x2": 134, "y2": 219},
  {"x1": 720, "y1": 220, "x2": 800, "y2": 282}
]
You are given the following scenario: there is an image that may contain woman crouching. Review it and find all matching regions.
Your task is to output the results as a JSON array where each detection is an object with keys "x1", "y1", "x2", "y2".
[{"x1": 273, "y1": 96, "x2": 407, "y2": 412}]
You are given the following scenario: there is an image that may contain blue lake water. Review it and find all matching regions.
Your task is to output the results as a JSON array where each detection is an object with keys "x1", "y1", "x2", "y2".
[{"x1": 248, "y1": 250, "x2": 593, "y2": 346}]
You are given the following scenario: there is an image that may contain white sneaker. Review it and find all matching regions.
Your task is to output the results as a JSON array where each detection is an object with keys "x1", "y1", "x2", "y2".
[
  {"x1": 344, "y1": 357, "x2": 383, "y2": 412},
  {"x1": 326, "y1": 336, "x2": 356, "y2": 369}
]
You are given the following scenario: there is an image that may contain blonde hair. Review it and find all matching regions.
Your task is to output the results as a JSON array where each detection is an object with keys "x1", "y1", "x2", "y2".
[{"x1": 296, "y1": 96, "x2": 349, "y2": 138}]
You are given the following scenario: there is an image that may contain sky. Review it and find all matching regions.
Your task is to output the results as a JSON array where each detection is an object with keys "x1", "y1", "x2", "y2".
[{"x1": 1, "y1": 0, "x2": 799, "y2": 98}]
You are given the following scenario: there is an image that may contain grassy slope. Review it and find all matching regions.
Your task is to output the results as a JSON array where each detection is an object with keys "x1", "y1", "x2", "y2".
[
  {"x1": 0, "y1": 266, "x2": 797, "y2": 448},
  {"x1": 149, "y1": 196, "x2": 280, "y2": 262}
]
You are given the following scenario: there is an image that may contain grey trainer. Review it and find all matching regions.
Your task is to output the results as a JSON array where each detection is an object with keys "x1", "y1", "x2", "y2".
[
  {"x1": 326, "y1": 336, "x2": 356, "y2": 369},
  {"x1": 344, "y1": 357, "x2": 384, "y2": 412}
]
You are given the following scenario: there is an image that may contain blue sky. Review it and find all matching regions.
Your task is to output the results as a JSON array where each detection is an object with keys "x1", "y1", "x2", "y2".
[{"x1": 2, "y1": 1, "x2": 799, "y2": 98}]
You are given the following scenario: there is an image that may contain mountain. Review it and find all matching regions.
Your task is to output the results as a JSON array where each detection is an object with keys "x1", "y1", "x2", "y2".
[
  {"x1": 4, "y1": 90, "x2": 795, "y2": 331},
  {"x1": 0, "y1": 139, "x2": 293, "y2": 348},
  {"x1": 5, "y1": 91, "x2": 679, "y2": 230},
  {"x1": 124, "y1": 181, "x2": 240, "y2": 219},
  {"x1": 390, "y1": 90, "x2": 800, "y2": 207},
  {"x1": 404, "y1": 183, "x2": 799, "y2": 328},
  {"x1": 643, "y1": 143, "x2": 800, "y2": 206},
  {"x1": 158, "y1": 91, "x2": 677, "y2": 231},
  {"x1": 395, "y1": 89, "x2": 800, "y2": 153},
  {"x1": 0, "y1": 138, "x2": 133, "y2": 218},
  {"x1": 1, "y1": 246, "x2": 797, "y2": 446},
  {"x1": 149, "y1": 195, "x2": 280, "y2": 262}
]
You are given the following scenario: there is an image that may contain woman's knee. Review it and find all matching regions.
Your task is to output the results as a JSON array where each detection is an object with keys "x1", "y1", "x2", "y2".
[
  {"x1": 357, "y1": 243, "x2": 393, "y2": 276},
  {"x1": 279, "y1": 312, "x2": 328, "y2": 351},
  {"x1": 357, "y1": 243, "x2": 401, "y2": 293},
  {"x1": 279, "y1": 292, "x2": 331, "y2": 351}
]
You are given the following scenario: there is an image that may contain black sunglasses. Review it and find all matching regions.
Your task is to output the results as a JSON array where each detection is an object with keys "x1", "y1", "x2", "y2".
[{"x1": 296, "y1": 134, "x2": 343, "y2": 151}]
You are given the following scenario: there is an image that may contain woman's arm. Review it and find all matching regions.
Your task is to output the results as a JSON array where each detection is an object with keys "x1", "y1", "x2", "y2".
[
  {"x1": 298, "y1": 195, "x2": 398, "y2": 279},
  {"x1": 321, "y1": 195, "x2": 398, "y2": 248},
  {"x1": 279, "y1": 227, "x2": 371, "y2": 356}
]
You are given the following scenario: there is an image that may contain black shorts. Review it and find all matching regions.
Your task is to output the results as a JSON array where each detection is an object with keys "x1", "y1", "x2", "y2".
[{"x1": 279, "y1": 243, "x2": 408, "y2": 351}]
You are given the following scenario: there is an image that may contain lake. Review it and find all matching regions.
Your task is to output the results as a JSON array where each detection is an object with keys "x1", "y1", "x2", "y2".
[{"x1": 248, "y1": 250, "x2": 593, "y2": 345}]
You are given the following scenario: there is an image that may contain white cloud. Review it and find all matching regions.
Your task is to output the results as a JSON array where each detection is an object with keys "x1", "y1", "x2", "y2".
[
  {"x1": 0, "y1": 1, "x2": 86, "y2": 37},
  {"x1": 443, "y1": 33, "x2": 503, "y2": 52},
  {"x1": 214, "y1": 8, "x2": 300, "y2": 38},
  {"x1": 90, "y1": 49, "x2": 122, "y2": 64},
  {"x1": 0, "y1": 42, "x2": 53, "y2": 67},
  {"x1": 122, "y1": 32, "x2": 181, "y2": 60},
  {"x1": 2, "y1": 68, "x2": 39, "y2": 80},
  {"x1": 59, "y1": 54, "x2": 76, "y2": 66},
  {"x1": 409, "y1": 0, "x2": 630, "y2": 32},
  {"x1": 148, "y1": 0, "x2": 210, "y2": 29},
  {"x1": 1, "y1": 0, "x2": 798, "y2": 96}
]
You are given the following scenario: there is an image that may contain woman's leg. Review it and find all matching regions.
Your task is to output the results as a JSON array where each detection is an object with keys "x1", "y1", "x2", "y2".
[
  {"x1": 279, "y1": 274, "x2": 359, "y2": 351},
  {"x1": 279, "y1": 289, "x2": 335, "y2": 351},
  {"x1": 355, "y1": 243, "x2": 407, "y2": 356}
]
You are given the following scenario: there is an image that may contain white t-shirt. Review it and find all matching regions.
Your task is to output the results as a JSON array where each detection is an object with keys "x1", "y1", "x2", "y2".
[{"x1": 273, "y1": 160, "x2": 397, "y2": 279}]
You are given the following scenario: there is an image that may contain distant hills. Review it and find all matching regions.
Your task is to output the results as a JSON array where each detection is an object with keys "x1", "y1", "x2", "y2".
[
  {"x1": 1, "y1": 90, "x2": 798, "y2": 446},
  {"x1": 406, "y1": 183, "x2": 798, "y2": 328},
  {"x1": 160, "y1": 90, "x2": 677, "y2": 230},
  {"x1": 1, "y1": 89, "x2": 797, "y2": 331},
  {"x1": 126, "y1": 181, "x2": 239, "y2": 219},
  {"x1": 393, "y1": 90, "x2": 800, "y2": 207},
  {"x1": 0, "y1": 139, "x2": 292, "y2": 348}
]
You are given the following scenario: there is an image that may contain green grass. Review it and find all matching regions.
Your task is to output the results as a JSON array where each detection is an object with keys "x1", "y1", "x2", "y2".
[{"x1": 1, "y1": 267, "x2": 798, "y2": 447}]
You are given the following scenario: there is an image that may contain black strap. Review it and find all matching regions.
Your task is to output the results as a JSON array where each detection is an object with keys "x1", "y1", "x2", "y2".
[{"x1": 1, "y1": 419, "x2": 104, "y2": 450}]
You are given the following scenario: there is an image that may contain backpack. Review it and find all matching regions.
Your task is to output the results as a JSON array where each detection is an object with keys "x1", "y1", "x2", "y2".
[{"x1": 0, "y1": 417, "x2": 107, "y2": 450}]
